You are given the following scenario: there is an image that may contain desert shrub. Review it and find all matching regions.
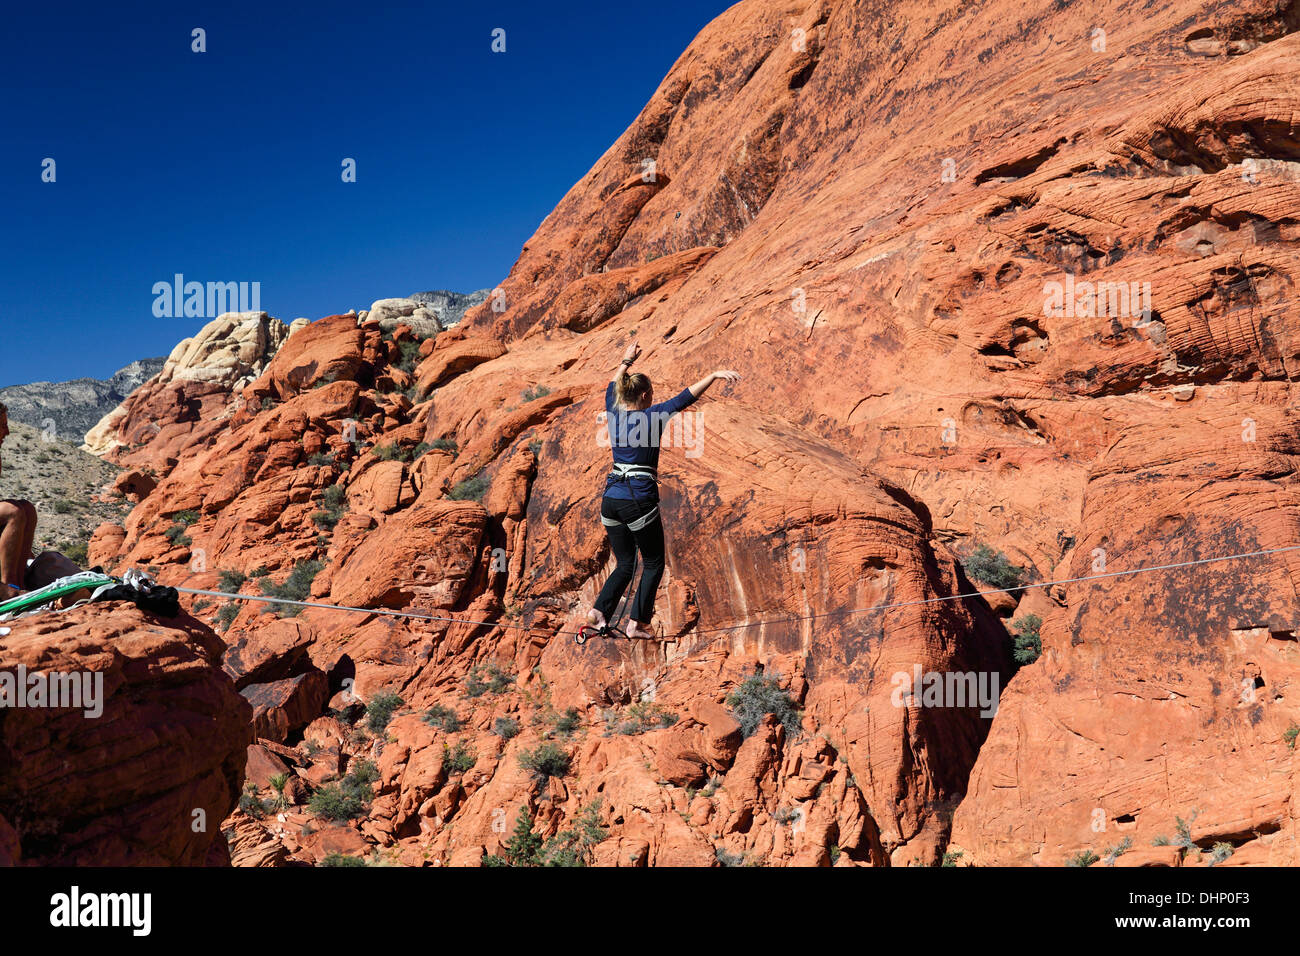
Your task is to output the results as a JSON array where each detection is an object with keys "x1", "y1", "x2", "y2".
[
  {"x1": 308, "y1": 782, "x2": 366, "y2": 822},
  {"x1": 365, "y1": 691, "x2": 403, "y2": 733},
  {"x1": 259, "y1": 560, "x2": 324, "y2": 616},
  {"x1": 443, "y1": 740, "x2": 476, "y2": 774},
  {"x1": 1066, "y1": 850, "x2": 1099, "y2": 867},
  {"x1": 715, "y1": 848, "x2": 745, "y2": 867},
  {"x1": 527, "y1": 438, "x2": 542, "y2": 456},
  {"x1": 218, "y1": 569, "x2": 247, "y2": 592},
  {"x1": 519, "y1": 742, "x2": 571, "y2": 779},
  {"x1": 53, "y1": 499, "x2": 74, "y2": 515},
  {"x1": 312, "y1": 483, "x2": 348, "y2": 529},
  {"x1": 521, "y1": 385, "x2": 552, "y2": 403},
  {"x1": 308, "y1": 760, "x2": 377, "y2": 821},
  {"x1": 492, "y1": 716, "x2": 521, "y2": 739},
  {"x1": 1103, "y1": 836, "x2": 1133, "y2": 866},
  {"x1": 964, "y1": 544, "x2": 1025, "y2": 590},
  {"x1": 422, "y1": 704, "x2": 461, "y2": 732},
  {"x1": 308, "y1": 451, "x2": 336, "y2": 467},
  {"x1": 1285, "y1": 722, "x2": 1299, "y2": 750},
  {"x1": 173, "y1": 509, "x2": 199, "y2": 525},
  {"x1": 62, "y1": 540, "x2": 88, "y2": 565},
  {"x1": 348, "y1": 758, "x2": 379, "y2": 786},
  {"x1": 250, "y1": 565, "x2": 270, "y2": 577},
  {"x1": 319, "y1": 852, "x2": 366, "y2": 867},
  {"x1": 464, "y1": 661, "x2": 514, "y2": 698},
  {"x1": 941, "y1": 850, "x2": 964, "y2": 867},
  {"x1": 726, "y1": 674, "x2": 802, "y2": 739},
  {"x1": 1011, "y1": 613, "x2": 1043, "y2": 665},
  {"x1": 448, "y1": 472, "x2": 490, "y2": 502},
  {"x1": 604, "y1": 701, "x2": 678, "y2": 736},
  {"x1": 239, "y1": 784, "x2": 268, "y2": 819},
  {"x1": 484, "y1": 802, "x2": 605, "y2": 867},
  {"x1": 1208, "y1": 842, "x2": 1234, "y2": 866},
  {"x1": 429, "y1": 437, "x2": 458, "y2": 453},
  {"x1": 396, "y1": 340, "x2": 422, "y2": 373},
  {"x1": 163, "y1": 523, "x2": 192, "y2": 546},
  {"x1": 216, "y1": 602, "x2": 240, "y2": 630},
  {"x1": 552, "y1": 707, "x2": 583, "y2": 738}
]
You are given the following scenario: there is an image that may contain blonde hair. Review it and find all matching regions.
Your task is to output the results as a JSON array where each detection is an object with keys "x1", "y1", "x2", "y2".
[{"x1": 615, "y1": 371, "x2": 652, "y2": 410}]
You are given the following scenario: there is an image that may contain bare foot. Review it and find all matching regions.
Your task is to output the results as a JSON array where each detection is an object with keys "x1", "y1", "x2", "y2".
[
  {"x1": 586, "y1": 608, "x2": 606, "y2": 629},
  {"x1": 627, "y1": 623, "x2": 656, "y2": 640}
]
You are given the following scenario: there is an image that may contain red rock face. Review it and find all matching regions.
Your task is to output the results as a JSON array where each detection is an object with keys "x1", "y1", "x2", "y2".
[
  {"x1": 0, "y1": 605, "x2": 251, "y2": 865},
  {"x1": 87, "y1": 0, "x2": 1300, "y2": 865}
]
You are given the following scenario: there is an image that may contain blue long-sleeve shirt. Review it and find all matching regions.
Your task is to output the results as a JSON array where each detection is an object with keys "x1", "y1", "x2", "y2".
[{"x1": 603, "y1": 380, "x2": 698, "y2": 501}]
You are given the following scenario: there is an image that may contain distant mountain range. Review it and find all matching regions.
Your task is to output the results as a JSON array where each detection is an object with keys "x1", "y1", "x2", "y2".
[
  {"x1": 407, "y1": 288, "x2": 491, "y2": 325},
  {"x1": 0, "y1": 358, "x2": 166, "y2": 445}
]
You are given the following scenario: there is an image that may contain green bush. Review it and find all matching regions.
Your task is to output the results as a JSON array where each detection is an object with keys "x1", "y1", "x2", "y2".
[
  {"x1": 1208, "y1": 842, "x2": 1234, "y2": 866},
  {"x1": 552, "y1": 707, "x2": 583, "y2": 738},
  {"x1": 62, "y1": 540, "x2": 89, "y2": 565},
  {"x1": 163, "y1": 523, "x2": 192, "y2": 546},
  {"x1": 715, "y1": 848, "x2": 745, "y2": 867},
  {"x1": 964, "y1": 544, "x2": 1025, "y2": 590},
  {"x1": 429, "y1": 437, "x2": 458, "y2": 453},
  {"x1": 484, "y1": 802, "x2": 606, "y2": 867},
  {"x1": 320, "y1": 852, "x2": 366, "y2": 867},
  {"x1": 725, "y1": 675, "x2": 802, "y2": 739},
  {"x1": 493, "y1": 716, "x2": 521, "y2": 739},
  {"x1": 216, "y1": 602, "x2": 240, "y2": 631},
  {"x1": 1011, "y1": 613, "x2": 1043, "y2": 665},
  {"x1": 258, "y1": 560, "x2": 324, "y2": 616},
  {"x1": 465, "y1": 661, "x2": 514, "y2": 697},
  {"x1": 1102, "y1": 836, "x2": 1132, "y2": 866},
  {"x1": 1066, "y1": 849, "x2": 1099, "y2": 868},
  {"x1": 218, "y1": 569, "x2": 247, "y2": 592},
  {"x1": 53, "y1": 499, "x2": 74, "y2": 515},
  {"x1": 449, "y1": 473, "x2": 490, "y2": 502},
  {"x1": 1285, "y1": 722, "x2": 1299, "y2": 750},
  {"x1": 604, "y1": 701, "x2": 679, "y2": 736},
  {"x1": 521, "y1": 385, "x2": 552, "y2": 403},
  {"x1": 941, "y1": 849, "x2": 964, "y2": 867},
  {"x1": 308, "y1": 452, "x2": 336, "y2": 467},
  {"x1": 519, "y1": 742, "x2": 571, "y2": 779},
  {"x1": 365, "y1": 691, "x2": 403, "y2": 733},
  {"x1": 396, "y1": 340, "x2": 423, "y2": 373},
  {"x1": 443, "y1": 740, "x2": 476, "y2": 774},
  {"x1": 239, "y1": 784, "x2": 268, "y2": 819},
  {"x1": 312, "y1": 483, "x2": 348, "y2": 530},
  {"x1": 307, "y1": 782, "x2": 366, "y2": 822},
  {"x1": 307, "y1": 760, "x2": 377, "y2": 822},
  {"x1": 423, "y1": 704, "x2": 461, "y2": 732}
]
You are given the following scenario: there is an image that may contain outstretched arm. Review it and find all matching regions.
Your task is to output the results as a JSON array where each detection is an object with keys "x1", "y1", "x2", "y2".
[
  {"x1": 614, "y1": 341, "x2": 642, "y2": 384},
  {"x1": 688, "y1": 369, "x2": 741, "y2": 399}
]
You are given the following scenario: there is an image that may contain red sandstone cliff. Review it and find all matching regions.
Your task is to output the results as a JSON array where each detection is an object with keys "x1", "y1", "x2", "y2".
[{"x1": 83, "y1": 0, "x2": 1300, "y2": 865}]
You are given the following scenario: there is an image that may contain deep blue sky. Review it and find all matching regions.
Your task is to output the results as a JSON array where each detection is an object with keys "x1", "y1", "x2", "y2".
[{"x1": 0, "y1": 0, "x2": 732, "y2": 386}]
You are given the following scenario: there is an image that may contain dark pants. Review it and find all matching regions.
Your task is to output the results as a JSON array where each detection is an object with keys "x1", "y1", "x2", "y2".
[{"x1": 594, "y1": 495, "x2": 666, "y2": 625}]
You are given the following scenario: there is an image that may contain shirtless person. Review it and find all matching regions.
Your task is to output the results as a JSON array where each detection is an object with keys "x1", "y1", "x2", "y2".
[{"x1": 0, "y1": 403, "x2": 37, "y2": 597}]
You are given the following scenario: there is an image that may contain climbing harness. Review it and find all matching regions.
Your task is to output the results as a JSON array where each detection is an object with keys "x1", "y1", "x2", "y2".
[
  {"x1": 598, "y1": 463, "x2": 660, "y2": 532},
  {"x1": 576, "y1": 462, "x2": 662, "y2": 645}
]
